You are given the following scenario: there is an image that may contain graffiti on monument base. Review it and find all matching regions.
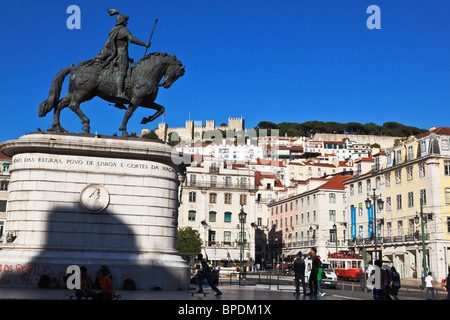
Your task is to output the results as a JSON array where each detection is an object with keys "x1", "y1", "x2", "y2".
[{"x1": 0, "y1": 263, "x2": 66, "y2": 286}]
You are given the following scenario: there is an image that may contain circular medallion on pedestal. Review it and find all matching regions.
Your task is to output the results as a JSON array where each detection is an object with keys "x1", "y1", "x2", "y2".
[{"x1": 79, "y1": 184, "x2": 110, "y2": 213}]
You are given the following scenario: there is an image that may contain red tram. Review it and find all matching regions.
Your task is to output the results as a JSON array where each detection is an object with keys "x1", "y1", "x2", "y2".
[{"x1": 328, "y1": 252, "x2": 365, "y2": 281}]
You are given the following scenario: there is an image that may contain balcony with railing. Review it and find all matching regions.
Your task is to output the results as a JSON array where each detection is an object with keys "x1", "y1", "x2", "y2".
[
  {"x1": 204, "y1": 241, "x2": 249, "y2": 248},
  {"x1": 347, "y1": 233, "x2": 429, "y2": 247},
  {"x1": 186, "y1": 181, "x2": 257, "y2": 191}
]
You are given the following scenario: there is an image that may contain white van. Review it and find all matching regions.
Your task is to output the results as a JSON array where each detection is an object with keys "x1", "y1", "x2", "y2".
[{"x1": 304, "y1": 259, "x2": 338, "y2": 289}]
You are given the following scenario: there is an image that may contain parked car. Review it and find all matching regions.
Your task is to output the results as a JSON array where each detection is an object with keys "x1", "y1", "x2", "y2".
[{"x1": 302, "y1": 259, "x2": 338, "y2": 288}]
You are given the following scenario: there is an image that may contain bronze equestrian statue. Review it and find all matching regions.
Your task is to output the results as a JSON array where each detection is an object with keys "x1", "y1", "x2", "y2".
[{"x1": 38, "y1": 9, "x2": 185, "y2": 136}]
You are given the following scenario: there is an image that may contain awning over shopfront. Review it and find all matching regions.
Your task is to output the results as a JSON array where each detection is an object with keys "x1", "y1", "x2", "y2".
[{"x1": 205, "y1": 248, "x2": 242, "y2": 261}]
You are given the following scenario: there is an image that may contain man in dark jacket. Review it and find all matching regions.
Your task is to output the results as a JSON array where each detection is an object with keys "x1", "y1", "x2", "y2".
[
  {"x1": 308, "y1": 247, "x2": 321, "y2": 295},
  {"x1": 294, "y1": 252, "x2": 306, "y2": 295}
]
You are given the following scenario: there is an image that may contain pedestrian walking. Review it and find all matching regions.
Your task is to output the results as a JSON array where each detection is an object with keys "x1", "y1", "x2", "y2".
[
  {"x1": 307, "y1": 247, "x2": 320, "y2": 296},
  {"x1": 196, "y1": 254, "x2": 222, "y2": 296},
  {"x1": 317, "y1": 265, "x2": 326, "y2": 297},
  {"x1": 425, "y1": 272, "x2": 435, "y2": 300},
  {"x1": 389, "y1": 266, "x2": 401, "y2": 300},
  {"x1": 443, "y1": 273, "x2": 450, "y2": 300},
  {"x1": 372, "y1": 260, "x2": 387, "y2": 300},
  {"x1": 384, "y1": 266, "x2": 392, "y2": 300},
  {"x1": 293, "y1": 252, "x2": 306, "y2": 295}
]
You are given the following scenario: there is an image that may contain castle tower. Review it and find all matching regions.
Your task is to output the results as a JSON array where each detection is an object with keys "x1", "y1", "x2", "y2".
[
  {"x1": 228, "y1": 117, "x2": 245, "y2": 131},
  {"x1": 158, "y1": 122, "x2": 168, "y2": 141}
]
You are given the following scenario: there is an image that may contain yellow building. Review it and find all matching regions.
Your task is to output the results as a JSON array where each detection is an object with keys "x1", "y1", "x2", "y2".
[{"x1": 344, "y1": 127, "x2": 450, "y2": 282}]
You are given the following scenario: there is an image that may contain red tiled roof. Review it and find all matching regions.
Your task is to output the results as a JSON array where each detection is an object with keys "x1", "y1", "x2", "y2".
[
  {"x1": 354, "y1": 157, "x2": 374, "y2": 163},
  {"x1": 255, "y1": 171, "x2": 284, "y2": 188},
  {"x1": 0, "y1": 151, "x2": 11, "y2": 160},
  {"x1": 290, "y1": 161, "x2": 336, "y2": 168},
  {"x1": 251, "y1": 158, "x2": 284, "y2": 167},
  {"x1": 314, "y1": 175, "x2": 354, "y2": 191},
  {"x1": 416, "y1": 127, "x2": 450, "y2": 139}
]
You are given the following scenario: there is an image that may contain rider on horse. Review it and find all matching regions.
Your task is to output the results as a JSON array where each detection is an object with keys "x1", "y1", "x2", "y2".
[{"x1": 94, "y1": 9, "x2": 150, "y2": 99}]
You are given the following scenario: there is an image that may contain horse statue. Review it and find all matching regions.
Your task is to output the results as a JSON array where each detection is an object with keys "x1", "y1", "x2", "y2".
[{"x1": 38, "y1": 52, "x2": 185, "y2": 136}]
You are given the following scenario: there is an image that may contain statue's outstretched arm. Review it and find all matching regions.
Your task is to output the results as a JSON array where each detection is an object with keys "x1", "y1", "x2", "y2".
[{"x1": 128, "y1": 34, "x2": 150, "y2": 47}]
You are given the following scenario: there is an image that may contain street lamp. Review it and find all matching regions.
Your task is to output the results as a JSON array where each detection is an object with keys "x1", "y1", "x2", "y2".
[
  {"x1": 365, "y1": 188, "x2": 384, "y2": 262},
  {"x1": 238, "y1": 205, "x2": 247, "y2": 285},
  {"x1": 415, "y1": 198, "x2": 432, "y2": 289}
]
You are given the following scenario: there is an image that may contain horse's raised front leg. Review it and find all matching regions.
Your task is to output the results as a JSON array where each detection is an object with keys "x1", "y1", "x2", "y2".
[
  {"x1": 119, "y1": 102, "x2": 139, "y2": 137},
  {"x1": 140, "y1": 102, "x2": 165, "y2": 124}
]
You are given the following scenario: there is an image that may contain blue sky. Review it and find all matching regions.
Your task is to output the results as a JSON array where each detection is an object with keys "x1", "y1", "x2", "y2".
[{"x1": 0, "y1": 0, "x2": 448, "y2": 140}]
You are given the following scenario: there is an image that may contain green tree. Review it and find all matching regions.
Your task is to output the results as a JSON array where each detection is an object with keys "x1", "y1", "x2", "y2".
[
  {"x1": 142, "y1": 130, "x2": 161, "y2": 141},
  {"x1": 177, "y1": 227, "x2": 202, "y2": 262}
]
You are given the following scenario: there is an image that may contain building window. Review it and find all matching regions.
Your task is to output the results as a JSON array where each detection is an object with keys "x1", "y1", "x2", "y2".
[
  {"x1": 209, "y1": 211, "x2": 217, "y2": 222},
  {"x1": 350, "y1": 184, "x2": 354, "y2": 196},
  {"x1": 210, "y1": 175, "x2": 217, "y2": 187},
  {"x1": 408, "y1": 146, "x2": 413, "y2": 161},
  {"x1": 446, "y1": 188, "x2": 450, "y2": 204},
  {"x1": 225, "y1": 176, "x2": 232, "y2": 186},
  {"x1": 397, "y1": 221, "x2": 403, "y2": 237},
  {"x1": 224, "y1": 212, "x2": 232, "y2": 223},
  {"x1": 442, "y1": 139, "x2": 449, "y2": 151},
  {"x1": 313, "y1": 210, "x2": 316, "y2": 222},
  {"x1": 329, "y1": 210, "x2": 336, "y2": 221},
  {"x1": 358, "y1": 203, "x2": 363, "y2": 216},
  {"x1": 307, "y1": 212, "x2": 310, "y2": 223},
  {"x1": 420, "y1": 189, "x2": 427, "y2": 206},
  {"x1": 407, "y1": 166, "x2": 413, "y2": 181},
  {"x1": 239, "y1": 194, "x2": 247, "y2": 206},
  {"x1": 188, "y1": 210, "x2": 196, "y2": 221},
  {"x1": 224, "y1": 231, "x2": 231, "y2": 243},
  {"x1": 421, "y1": 141, "x2": 426, "y2": 153},
  {"x1": 375, "y1": 158, "x2": 380, "y2": 171},
  {"x1": 358, "y1": 182, "x2": 362, "y2": 194},
  {"x1": 407, "y1": 191, "x2": 414, "y2": 208},
  {"x1": 396, "y1": 194, "x2": 402, "y2": 210},
  {"x1": 358, "y1": 226, "x2": 364, "y2": 239},
  {"x1": 0, "y1": 182, "x2": 8, "y2": 191},
  {"x1": 329, "y1": 193, "x2": 336, "y2": 204},
  {"x1": 301, "y1": 213, "x2": 304, "y2": 224},
  {"x1": 0, "y1": 220, "x2": 3, "y2": 239},
  {"x1": 397, "y1": 150, "x2": 402, "y2": 164},
  {"x1": 445, "y1": 161, "x2": 450, "y2": 176},
  {"x1": 386, "y1": 196, "x2": 392, "y2": 212},
  {"x1": 385, "y1": 173, "x2": 391, "y2": 188},
  {"x1": 387, "y1": 222, "x2": 392, "y2": 238},
  {"x1": 189, "y1": 174, "x2": 196, "y2": 186},
  {"x1": 419, "y1": 163, "x2": 426, "y2": 178},
  {"x1": 366, "y1": 180, "x2": 371, "y2": 192},
  {"x1": 209, "y1": 193, "x2": 217, "y2": 204},
  {"x1": 188, "y1": 191, "x2": 196, "y2": 203},
  {"x1": 395, "y1": 169, "x2": 402, "y2": 184},
  {"x1": 224, "y1": 193, "x2": 232, "y2": 204},
  {"x1": 1, "y1": 164, "x2": 9, "y2": 175},
  {"x1": 257, "y1": 217, "x2": 262, "y2": 227},
  {"x1": 376, "y1": 177, "x2": 381, "y2": 189}
]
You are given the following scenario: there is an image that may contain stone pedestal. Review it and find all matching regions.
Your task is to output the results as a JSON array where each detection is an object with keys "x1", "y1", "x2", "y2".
[{"x1": 0, "y1": 132, "x2": 189, "y2": 290}]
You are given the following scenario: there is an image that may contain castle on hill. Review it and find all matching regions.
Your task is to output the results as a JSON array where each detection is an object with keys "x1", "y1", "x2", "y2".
[{"x1": 141, "y1": 117, "x2": 245, "y2": 142}]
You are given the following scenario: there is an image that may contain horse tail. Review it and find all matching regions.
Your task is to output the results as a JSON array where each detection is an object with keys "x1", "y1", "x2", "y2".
[{"x1": 38, "y1": 67, "x2": 72, "y2": 117}]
